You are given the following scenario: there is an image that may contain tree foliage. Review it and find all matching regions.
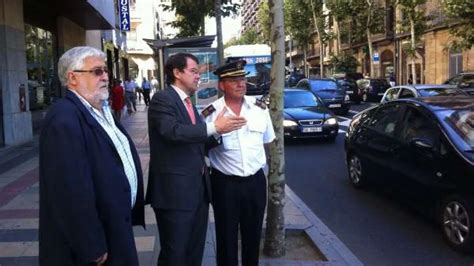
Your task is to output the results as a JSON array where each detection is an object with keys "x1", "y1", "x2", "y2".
[
  {"x1": 284, "y1": 0, "x2": 313, "y2": 50},
  {"x1": 163, "y1": 0, "x2": 240, "y2": 37},
  {"x1": 328, "y1": 53, "x2": 359, "y2": 73},
  {"x1": 442, "y1": 0, "x2": 474, "y2": 50},
  {"x1": 224, "y1": 28, "x2": 263, "y2": 47},
  {"x1": 256, "y1": 0, "x2": 271, "y2": 44}
]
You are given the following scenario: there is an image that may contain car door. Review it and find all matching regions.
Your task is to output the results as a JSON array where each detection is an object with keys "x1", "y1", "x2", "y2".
[
  {"x1": 391, "y1": 105, "x2": 445, "y2": 203},
  {"x1": 355, "y1": 103, "x2": 403, "y2": 183}
]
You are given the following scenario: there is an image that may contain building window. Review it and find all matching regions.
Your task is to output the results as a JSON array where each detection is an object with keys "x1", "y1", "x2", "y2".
[
  {"x1": 449, "y1": 48, "x2": 463, "y2": 78},
  {"x1": 127, "y1": 30, "x2": 138, "y2": 42}
]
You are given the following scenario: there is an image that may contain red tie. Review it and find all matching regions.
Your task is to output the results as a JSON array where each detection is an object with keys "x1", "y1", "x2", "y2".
[{"x1": 185, "y1": 97, "x2": 196, "y2": 124}]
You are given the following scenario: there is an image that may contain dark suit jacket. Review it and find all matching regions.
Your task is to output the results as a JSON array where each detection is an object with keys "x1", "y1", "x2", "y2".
[
  {"x1": 146, "y1": 86, "x2": 212, "y2": 210},
  {"x1": 39, "y1": 90, "x2": 145, "y2": 266}
]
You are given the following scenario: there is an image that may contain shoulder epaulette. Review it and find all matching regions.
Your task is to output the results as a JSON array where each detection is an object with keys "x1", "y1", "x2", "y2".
[
  {"x1": 201, "y1": 104, "x2": 216, "y2": 118},
  {"x1": 255, "y1": 99, "x2": 267, "y2": 110}
]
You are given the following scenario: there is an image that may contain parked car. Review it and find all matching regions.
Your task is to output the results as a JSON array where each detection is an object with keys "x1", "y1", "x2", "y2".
[
  {"x1": 295, "y1": 78, "x2": 351, "y2": 115},
  {"x1": 344, "y1": 96, "x2": 474, "y2": 252},
  {"x1": 443, "y1": 72, "x2": 474, "y2": 95},
  {"x1": 334, "y1": 77, "x2": 362, "y2": 104},
  {"x1": 197, "y1": 87, "x2": 218, "y2": 99},
  {"x1": 283, "y1": 88, "x2": 339, "y2": 141},
  {"x1": 357, "y1": 78, "x2": 391, "y2": 102},
  {"x1": 380, "y1": 84, "x2": 466, "y2": 103}
]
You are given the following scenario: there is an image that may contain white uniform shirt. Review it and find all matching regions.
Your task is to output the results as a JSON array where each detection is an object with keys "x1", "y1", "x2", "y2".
[{"x1": 204, "y1": 96, "x2": 275, "y2": 177}]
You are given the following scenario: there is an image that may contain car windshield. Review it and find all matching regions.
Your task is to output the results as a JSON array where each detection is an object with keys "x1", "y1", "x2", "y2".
[
  {"x1": 284, "y1": 91, "x2": 321, "y2": 108},
  {"x1": 437, "y1": 108, "x2": 474, "y2": 151},
  {"x1": 309, "y1": 80, "x2": 340, "y2": 91},
  {"x1": 418, "y1": 88, "x2": 462, "y2": 97}
]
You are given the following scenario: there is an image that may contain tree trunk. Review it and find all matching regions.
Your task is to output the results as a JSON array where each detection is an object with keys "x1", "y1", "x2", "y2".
[
  {"x1": 215, "y1": 0, "x2": 224, "y2": 66},
  {"x1": 304, "y1": 48, "x2": 308, "y2": 77},
  {"x1": 334, "y1": 16, "x2": 341, "y2": 55},
  {"x1": 366, "y1": 0, "x2": 374, "y2": 77},
  {"x1": 410, "y1": 17, "x2": 417, "y2": 84},
  {"x1": 310, "y1": 0, "x2": 324, "y2": 77},
  {"x1": 263, "y1": 0, "x2": 286, "y2": 257}
]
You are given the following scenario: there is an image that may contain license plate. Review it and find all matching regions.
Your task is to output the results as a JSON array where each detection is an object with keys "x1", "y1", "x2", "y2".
[
  {"x1": 346, "y1": 91, "x2": 353, "y2": 94},
  {"x1": 329, "y1": 104, "x2": 341, "y2": 108},
  {"x1": 378, "y1": 92, "x2": 385, "y2": 96},
  {"x1": 302, "y1": 127, "x2": 322, "y2": 133}
]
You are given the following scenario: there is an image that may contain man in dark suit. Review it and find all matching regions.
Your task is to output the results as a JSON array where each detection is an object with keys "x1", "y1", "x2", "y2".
[
  {"x1": 146, "y1": 53, "x2": 247, "y2": 266},
  {"x1": 39, "y1": 46, "x2": 145, "y2": 266}
]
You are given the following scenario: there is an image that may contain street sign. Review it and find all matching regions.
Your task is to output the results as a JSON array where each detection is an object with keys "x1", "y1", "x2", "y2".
[
  {"x1": 373, "y1": 52, "x2": 380, "y2": 64},
  {"x1": 119, "y1": 0, "x2": 130, "y2": 31}
]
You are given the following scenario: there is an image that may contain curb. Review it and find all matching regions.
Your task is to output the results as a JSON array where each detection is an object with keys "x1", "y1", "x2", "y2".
[{"x1": 286, "y1": 186, "x2": 363, "y2": 266}]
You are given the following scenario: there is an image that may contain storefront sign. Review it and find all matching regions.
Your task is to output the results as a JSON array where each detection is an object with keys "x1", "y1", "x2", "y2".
[{"x1": 119, "y1": 0, "x2": 130, "y2": 31}]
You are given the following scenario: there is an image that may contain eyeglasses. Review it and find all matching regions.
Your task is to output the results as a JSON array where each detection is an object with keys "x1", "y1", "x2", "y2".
[
  {"x1": 73, "y1": 67, "x2": 109, "y2": 76},
  {"x1": 224, "y1": 77, "x2": 247, "y2": 83},
  {"x1": 184, "y1": 68, "x2": 200, "y2": 75}
]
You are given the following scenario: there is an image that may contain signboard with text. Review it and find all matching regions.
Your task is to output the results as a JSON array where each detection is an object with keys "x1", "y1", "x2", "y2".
[{"x1": 119, "y1": 0, "x2": 130, "y2": 31}]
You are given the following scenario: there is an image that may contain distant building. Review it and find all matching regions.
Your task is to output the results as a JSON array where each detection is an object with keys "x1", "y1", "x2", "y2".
[{"x1": 241, "y1": 0, "x2": 262, "y2": 35}]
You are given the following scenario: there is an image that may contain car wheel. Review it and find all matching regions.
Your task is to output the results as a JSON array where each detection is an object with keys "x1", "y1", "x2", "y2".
[
  {"x1": 347, "y1": 153, "x2": 366, "y2": 188},
  {"x1": 440, "y1": 195, "x2": 474, "y2": 252}
]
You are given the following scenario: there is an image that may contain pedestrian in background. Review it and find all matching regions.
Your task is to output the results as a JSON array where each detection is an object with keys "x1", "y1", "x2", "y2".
[
  {"x1": 151, "y1": 76, "x2": 159, "y2": 93},
  {"x1": 39, "y1": 46, "x2": 145, "y2": 266},
  {"x1": 111, "y1": 79, "x2": 125, "y2": 120},
  {"x1": 146, "y1": 53, "x2": 246, "y2": 266},
  {"x1": 125, "y1": 78, "x2": 137, "y2": 114},
  {"x1": 203, "y1": 60, "x2": 275, "y2": 266},
  {"x1": 142, "y1": 77, "x2": 151, "y2": 106}
]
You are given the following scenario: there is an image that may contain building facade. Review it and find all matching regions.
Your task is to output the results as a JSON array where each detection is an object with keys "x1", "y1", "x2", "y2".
[
  {"x1": 286, "y1": 0, "x2": 473, "y2": 85},
  {"x1": 126, "y1": 0, "x2": 162, "y2": 81},
  {"x1": 241, "y1": 0, "x2": 262, "y2": 34},
  {"x1": 0, "y1": 0, "x2": 117, "y2": 147}
]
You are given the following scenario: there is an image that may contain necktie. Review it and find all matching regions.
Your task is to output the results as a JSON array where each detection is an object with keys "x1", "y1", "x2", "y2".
[{"x1": 185, "y1": 97, "x2": 196, "y2": 124}]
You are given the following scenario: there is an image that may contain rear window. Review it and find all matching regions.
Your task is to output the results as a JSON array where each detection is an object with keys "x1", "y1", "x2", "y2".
[
  {"x1": 309, "y1": 80, "x2": 340, "y2": 90},
  {"x1": 438, "y1": 109, "x2": 474, "y2": 150},
  {"x1": 284, "y1": 91, "x2": 322, "y2": 108},
  {"x1": 418, "y1": 88, "x2": 463, "y2": 97}
]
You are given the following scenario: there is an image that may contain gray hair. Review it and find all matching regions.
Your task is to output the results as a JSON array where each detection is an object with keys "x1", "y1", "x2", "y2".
[{"x1": 57, "y1": 46, "x2": 106, "y2": 86}]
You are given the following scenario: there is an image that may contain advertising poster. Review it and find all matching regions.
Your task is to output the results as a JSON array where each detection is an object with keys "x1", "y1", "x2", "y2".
[{"x1": 164, "y1": 48, "x2": 219, "y2": 109}]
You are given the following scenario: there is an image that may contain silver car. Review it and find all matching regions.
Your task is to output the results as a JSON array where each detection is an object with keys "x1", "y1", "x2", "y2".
[{"x1": 380, "y1": 84, "x2": 467, "y2": 103}]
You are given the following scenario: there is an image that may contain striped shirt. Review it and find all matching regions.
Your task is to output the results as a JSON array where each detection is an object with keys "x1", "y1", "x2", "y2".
[{"x1": 69, "y1": 90, "x2": 138, "y2": 207}]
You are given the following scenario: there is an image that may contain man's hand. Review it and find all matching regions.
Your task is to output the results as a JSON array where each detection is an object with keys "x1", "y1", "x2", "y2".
[
  {"x1": 95, "y1": 252, "x2": 108, "y2": 266},
  {"x1": 214, "y1": 107, "x2": 247, "y2": 134}
]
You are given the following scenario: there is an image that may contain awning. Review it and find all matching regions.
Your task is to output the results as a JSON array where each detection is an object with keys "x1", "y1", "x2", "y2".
[
  {"x1": 144, "y1": 35, "x2": 216, "y2": 50},
  {"x1": 23, "y1": 0, "x2": 114, "y2": 31}
]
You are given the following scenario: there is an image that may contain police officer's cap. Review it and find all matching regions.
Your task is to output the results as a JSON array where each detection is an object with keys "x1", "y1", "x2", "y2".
[{"x1": 213, "y1": 60, "x2": 249, "y2": 79}]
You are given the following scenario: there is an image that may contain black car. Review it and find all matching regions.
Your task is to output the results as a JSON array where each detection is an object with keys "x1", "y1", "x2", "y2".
[
  {"x1": 344, "y1": 96, "x2": 474, "y2": 252},
  {"x1": 357, "y1": 78, "x2": 391, "y2": 102},
  {"x1": 283, "y1": 89, "x2": 339, "y2": 141},
  {"x1": 334, "y1": 77, "x2": 361, "y2": 103},
  {"x1": 443, "y1": 72, "x2": 474, "y2": 95},
  {"x1": 295, "y1": 78, "x2": 350, "y2": 115}
]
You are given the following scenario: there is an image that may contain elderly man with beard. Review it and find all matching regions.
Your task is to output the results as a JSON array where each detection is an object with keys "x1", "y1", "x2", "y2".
[{"x1": 39, "y1": 46, "x2": 145, "y2": 266}]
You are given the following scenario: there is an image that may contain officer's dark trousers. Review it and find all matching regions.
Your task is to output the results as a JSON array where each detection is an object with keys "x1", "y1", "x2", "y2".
[{"x1": 210, "y1": 168, "x2": 267, "y2": 266}]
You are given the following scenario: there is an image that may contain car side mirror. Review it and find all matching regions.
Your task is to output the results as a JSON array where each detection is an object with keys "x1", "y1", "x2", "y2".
[{"x1": 410, "y1": 137, "x2": 434, "y2": 150}]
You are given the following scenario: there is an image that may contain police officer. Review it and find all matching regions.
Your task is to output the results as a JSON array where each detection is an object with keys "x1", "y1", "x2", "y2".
[{"x1": 202, "y1": 60, "x2": 275, "y2": 266}]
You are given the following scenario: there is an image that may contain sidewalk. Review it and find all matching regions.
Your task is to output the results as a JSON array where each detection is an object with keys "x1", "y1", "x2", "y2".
[{"x1": 0, "y1": 102, "x2": 362, "y2": 266}]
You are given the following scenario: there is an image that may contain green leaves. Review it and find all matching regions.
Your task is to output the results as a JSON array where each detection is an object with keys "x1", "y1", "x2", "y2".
[{"x1": 442, "y1": 0, "x2": 474, "y2": 49}]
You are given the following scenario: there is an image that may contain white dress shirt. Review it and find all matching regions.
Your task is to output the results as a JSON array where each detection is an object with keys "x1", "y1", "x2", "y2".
[
  {"x1": 204, "y1": 96, "x2": 275, "y2": 177},
  {"x1": 170, "y1": 85, "x2": 217, "y2": 136}
]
